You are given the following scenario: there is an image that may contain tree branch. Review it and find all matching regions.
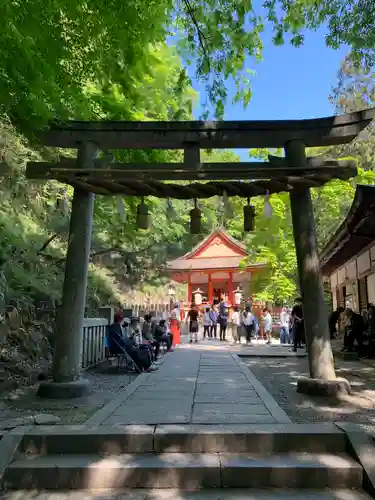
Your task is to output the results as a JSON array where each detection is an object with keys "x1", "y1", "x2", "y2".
[
  {"x1": 37, "y1": 233, "x2": 58, "y2": 255},
  {"x1": 181, "y1": 0, "x2": 211, "y2": 72}
]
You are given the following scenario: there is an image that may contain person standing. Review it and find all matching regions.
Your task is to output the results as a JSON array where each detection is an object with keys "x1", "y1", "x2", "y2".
[
  {"x1": 169, "y1": 303, "x2": 181, "y2": 346},
  {"x1": 329, "y1": 306, "x2": 344, "y2": 340},
  {"x1": 231, "y1": 306, "x2": 242, "y2": 343},
  {"x1": 279, "y1": 307, "x2": 290, "y2": 344},
  {"x1": 253, "y1": 315, "x2": 260, "y2": 341},
  {"x1": 203, "y1": 307, "x2": 212, "y2": 339},
  {"x1": 342, "y1": 308, "x2": 365, "y2": 353},
  {"x1": 291, "y1": 297, "x2": 305, "y2": 352},
  {"x1": 186, "y1": 303, "x2": 199, "y2": 343},
  {"x1": 242, "y1": 306, "x2": 255, "y2": 344},
  {"x1": 262, "y1": 308, "x2": 273, "y2": 345},
  {"x1": 209, "y1": 304, "x2": 218, "y2": 339},
  {"x1": 218, "y1": 299, "x2": 229, "y2": 341}
]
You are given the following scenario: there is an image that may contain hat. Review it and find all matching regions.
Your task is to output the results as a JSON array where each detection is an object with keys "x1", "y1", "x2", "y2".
[
  {"x1": 130, "y1": 316, "x2": 139, "y2": 322},
  {"x1": 114, "y1": 311, "x2": 124, "y2": 321}
]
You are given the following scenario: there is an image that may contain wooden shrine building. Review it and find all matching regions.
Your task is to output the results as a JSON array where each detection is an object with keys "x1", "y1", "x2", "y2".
[
  {"x1": 25, "y1": 108, "x2": 375, "y2": 397},
  {"x1": 320, "y1": 184, "x2": 375, "y2": 313},
  {"x1": 167, "y1": 227, "x2": 266, "y2": 306}
]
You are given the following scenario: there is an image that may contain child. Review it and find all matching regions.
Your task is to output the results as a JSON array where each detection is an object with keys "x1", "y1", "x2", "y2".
[
  {"x1": 203, "y1": 307, "x2": 212, "y2": 339},
  {"x1": 262, "y1": 308, "x2": 273, "y2": 345}
]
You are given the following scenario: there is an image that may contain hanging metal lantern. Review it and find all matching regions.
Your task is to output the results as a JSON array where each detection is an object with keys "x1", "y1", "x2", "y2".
[
  {"x1": 243, "y1": 198, "x2": 255, "y2": 232},
  {"x1": 223, "y1": 190, "x2": 234, "y2": 218},
  {"x1": 190, "y1": 199, "x2": 202, "y2": 234},
  {"x1": 264, "y1": 190, "x2": 273, "y2": 218},
  {"x1": 136, "y1": 198, "x2": 150, "y2": 230},
  {"x1": 55, "y1": 192, "x2": 69, "y2": 216},
  {"x1": 166, "y1": 198, "x2": 176, "y2": 220},
  {"x1": 116, "y1": 196, "x2": 126, "y2": 222},
  {"x1": 193, "y1": 288, "x2": 203, "y2": 305}
]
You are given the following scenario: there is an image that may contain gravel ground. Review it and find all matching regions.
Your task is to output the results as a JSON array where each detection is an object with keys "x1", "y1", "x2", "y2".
[
  {"x1": 0, "y1": 362, "x2": 138, "y2": 427},
  {"x1": 244, "y1": 355, "x2": 375, "y2": 434}
]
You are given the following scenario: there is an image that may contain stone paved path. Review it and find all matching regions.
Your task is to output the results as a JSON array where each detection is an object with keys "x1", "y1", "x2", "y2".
[{"x1": 87, "y1": 345, "x2": 291, "y2": 426}]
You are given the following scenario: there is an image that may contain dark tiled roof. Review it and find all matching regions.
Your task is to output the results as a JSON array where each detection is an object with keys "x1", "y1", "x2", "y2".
[{"x1": 320, "y1": 184, "x2": 375, "y2": 274}]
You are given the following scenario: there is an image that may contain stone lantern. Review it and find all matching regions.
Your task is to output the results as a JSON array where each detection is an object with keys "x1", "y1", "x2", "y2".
[{"x1": 193, "y1": 288, "x2": 203, "y2": 305}]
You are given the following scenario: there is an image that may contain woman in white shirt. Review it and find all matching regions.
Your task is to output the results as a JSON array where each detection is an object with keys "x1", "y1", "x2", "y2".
[
  {"x1": 262, "y1": 308, "x2": 273, "y2": 345},
  {"x1": 231, "y1": 307, "x2": 242, "y2": 343}
]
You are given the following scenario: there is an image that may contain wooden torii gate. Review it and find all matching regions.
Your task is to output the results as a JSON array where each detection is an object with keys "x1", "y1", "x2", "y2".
[{"x1": 26, "y1": 110, "x2": 375, "y2": 398}]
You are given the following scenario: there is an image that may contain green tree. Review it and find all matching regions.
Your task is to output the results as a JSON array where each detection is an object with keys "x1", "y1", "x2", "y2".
[
  {"x1": 0, "y1": 0, "x2": 171, "y2": 134},
  {"x1": 263, "y1": 0, "x2": 375, "y2": 68}
]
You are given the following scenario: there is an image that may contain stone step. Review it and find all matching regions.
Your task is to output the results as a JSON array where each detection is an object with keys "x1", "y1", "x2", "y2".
[
  {"x1": 4, "y1": 452, "x2": 362, "y2": 490},
  {"x1": 1, "y1": 489, "x2": 373, "y2": 500},
  {"x1": 20, "y1": 423, "x2": 348, "y2": 455}
]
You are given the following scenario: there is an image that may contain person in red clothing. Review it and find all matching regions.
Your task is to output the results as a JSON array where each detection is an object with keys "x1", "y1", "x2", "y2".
[{"x1": 169, "y1": 303, "x2": 181, "y2": 346}]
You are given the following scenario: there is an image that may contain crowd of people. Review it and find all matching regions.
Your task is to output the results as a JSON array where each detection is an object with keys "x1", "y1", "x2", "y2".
[
  {"x1": 185, "y1": 297, "x2": 305, "y2": 350},
  {"x1": 104, "y1": 297, "x2": 375, "y2": 368},
  {"x1": 329, "y1": 304, "x2": 375, "y2": 358},
  {"x1": 106, "y1": 311, "x2": 175, "y2": 372},
  {"x1": 185, "y1": 299, "x2": 255, "y2": 343}
]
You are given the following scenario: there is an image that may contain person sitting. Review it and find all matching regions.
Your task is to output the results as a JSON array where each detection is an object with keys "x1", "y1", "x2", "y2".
[
  {"x1": 107, "y1": 313, "x2": 153, "y2": 372},
  {"x1": 142, "y1": 314, "x2": 154, "y2": 343},
  {"x1": 128, "y1": 317, "x2": 141, "y2": 342},
  {"x1": 154, "y1": 319, "x2": 173, "y2": 358}
]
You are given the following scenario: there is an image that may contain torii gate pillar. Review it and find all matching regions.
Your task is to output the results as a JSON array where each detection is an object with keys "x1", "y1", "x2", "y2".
[
  {"x1": 37, "y1": 142, "x2": 99, "y2": 398},
  {"x1": 285, "y1": 140, "x2": 349, "y2": 396}
]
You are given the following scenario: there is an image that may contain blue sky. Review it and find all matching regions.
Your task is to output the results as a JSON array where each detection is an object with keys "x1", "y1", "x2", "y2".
[{"x1": 186, "y1": 23, "x2": 348, "y2": 160}]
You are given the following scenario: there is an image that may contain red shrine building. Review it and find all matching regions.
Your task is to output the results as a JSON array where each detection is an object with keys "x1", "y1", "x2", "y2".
[{"x1": 167, "y1": 227, "x2": 267, "y2": 306}]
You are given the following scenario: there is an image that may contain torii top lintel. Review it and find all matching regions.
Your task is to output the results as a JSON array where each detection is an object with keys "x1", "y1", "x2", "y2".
[{"x1": 41, "y1": 108, "x2": 375, "y2": 149}]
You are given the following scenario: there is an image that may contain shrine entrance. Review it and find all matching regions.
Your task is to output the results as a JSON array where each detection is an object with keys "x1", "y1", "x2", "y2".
[
  {"x1": 167, "y1": 227, "x2": 267, "y2": 308},
  {"x1": 26, "y1": 109, "x2": 375, "y2": 398}
]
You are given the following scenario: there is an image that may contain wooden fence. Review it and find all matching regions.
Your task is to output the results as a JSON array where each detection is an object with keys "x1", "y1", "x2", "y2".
[
  {"x1": 80, "y1": 317, "x2": 108, "y2": 370},
  {"x1": 122, "y1": 302, "x2": 171, "y2": 319}
]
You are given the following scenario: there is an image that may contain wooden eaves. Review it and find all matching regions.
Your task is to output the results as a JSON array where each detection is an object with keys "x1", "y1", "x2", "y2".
[{"x1": 25, "y1": 109, "x2": 375, "y2": 198}]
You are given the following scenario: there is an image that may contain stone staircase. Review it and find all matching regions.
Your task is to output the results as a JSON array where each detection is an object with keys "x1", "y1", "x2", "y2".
[{"x1": 2, "y1": 423, "x2": 374, "y2": 499}]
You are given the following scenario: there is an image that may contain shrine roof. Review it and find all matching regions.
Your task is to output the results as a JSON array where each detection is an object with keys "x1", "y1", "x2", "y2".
[
  {"x1": 167, "y1": 256, "x2": 252, "y2": 271},
  {"x1": 180, "y1": 227, "x2": 247, "y2": 259},
  {"x1": 167, "y1": 227, "x2": 267, "y2": 271},
  {"x1": 320, "y1": 184, "x2": 375, "y2": 275}
]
